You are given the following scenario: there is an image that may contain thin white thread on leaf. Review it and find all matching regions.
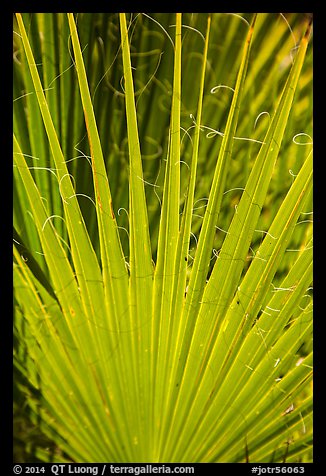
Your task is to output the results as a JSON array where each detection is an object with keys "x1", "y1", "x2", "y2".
[
  {"x1": 42, "y1": 215, "x2": 66, "y2": 231},
  {"x1": 169, "y1": 23, "x2": 205, "y2": 43},
  {"x1": 118, "y1": 207, "x2": 129, "y2": 219},
  {"x1": 254, "y1": 111, "x2": 270, "y2": 130},
  {"x1": 201, "y1": 124, "x2": 265, "y2": 144},
  {"x1": 271, "y1": 284, "x2": 296, "y2": 293},
  {"x1": 13, "y1": 30, "x2": 23, "y2": 39},
  {"x1": 181, "y1": 126, "x2": 194, "y2": 146},
  {"x1": 279, "y1": 13, "x2": 297, "y2": 49},
  {"x1": 136, "y1": 51, "x2": 164, "y2": 105},
  {"x1": 66, "y1": 193, "x2": 96, "y2": 207},
  {"x1": 27, "y1": 166, "x2": 58, "y2": 177},
  {"x1": 48, "y1": 42, "x2": 87, "y2": 88},
  {"x1": 176, "y1": 160, "x2": 190, "y2": 171},
  {"x1": 292, "y1": 133, "x2": 313, "y2": 145},
  {"x1": 13, "y1": 91, "x2": 34, "y2": 102},
  {"x1": 223, "y1": 13, "x2": 250, "y2": 28},
  {"x1": 265, "y1": 305, "x2": 280, "y2": 312},
  {"x1": 215, "y1": 225, "x2": 230, "y2": 235},
  {"x1": 254, "y1": 229, "x2": 278, "y2": 240},
  {"x1": 59, "y1": 173, "x2": 76, "y2": 204},
  {"x1": 210, "y1": 84, "x2": 235, "y2": 94},
  {"x1": 14, "y1": 152, "x2": 40, "y2": 160},
  {"x1": 141, "y1": 13, "x2": 174, "y2": 49},
  {"x1": 137, "y1": 176, "x2": 161, "y2": 188},
  {"x1": 223, "y1": 187, "x2": 245, "y2": 195},
  {"x1": 190, "y1": 231, "x2": 198, "y2": 247}
]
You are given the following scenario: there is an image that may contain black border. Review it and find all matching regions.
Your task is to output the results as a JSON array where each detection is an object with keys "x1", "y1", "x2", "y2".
[{"x1": 5, "y1": 3, "x2": 322, "y2": 471}]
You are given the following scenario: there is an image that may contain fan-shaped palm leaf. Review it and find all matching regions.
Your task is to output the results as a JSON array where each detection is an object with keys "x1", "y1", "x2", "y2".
[{"x1": 13, "y1": 12, "x2": 313, "y2": 463}]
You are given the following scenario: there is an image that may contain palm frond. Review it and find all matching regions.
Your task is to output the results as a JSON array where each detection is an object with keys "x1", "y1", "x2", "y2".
[{"x1": 13, "y1": 12, "x2": 313, "y2": 463}]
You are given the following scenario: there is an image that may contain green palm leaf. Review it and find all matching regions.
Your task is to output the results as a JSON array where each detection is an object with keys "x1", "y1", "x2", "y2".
[{"x1": 13, "y1": 12, "x2": 313, "y2": 463}]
